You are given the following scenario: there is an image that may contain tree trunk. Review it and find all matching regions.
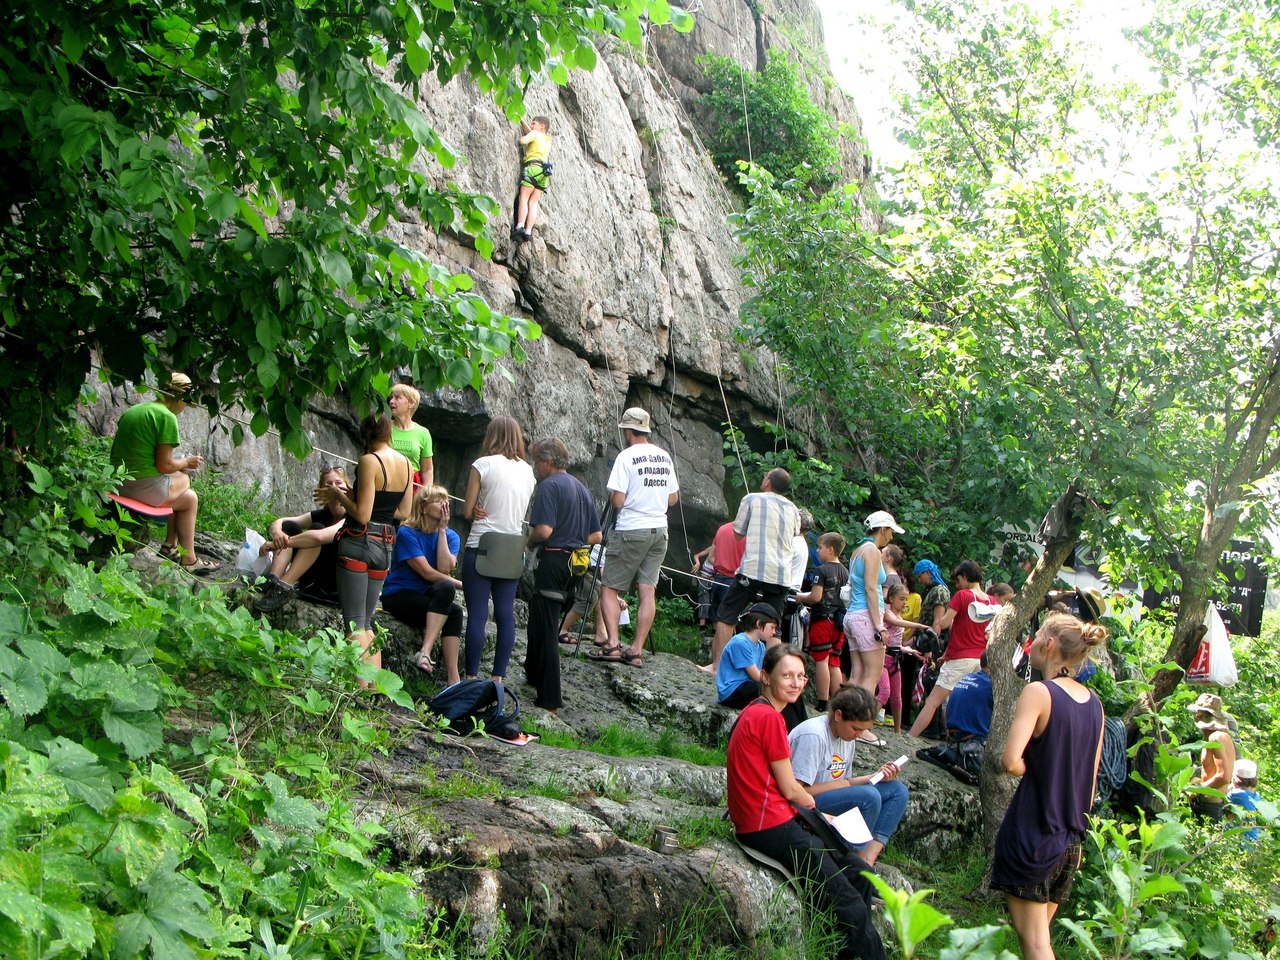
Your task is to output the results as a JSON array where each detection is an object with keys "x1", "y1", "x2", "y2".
[
  {"x1": 978, "y1": 531, "x2": 1083, "y2": 858},
  {"x1": 1125, "y1": 505, "x2": 1243, "y2": 725}
]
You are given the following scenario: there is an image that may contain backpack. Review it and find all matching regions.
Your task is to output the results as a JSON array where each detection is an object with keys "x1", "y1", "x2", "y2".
[{"x1": 427, "y1": 679, "x2": 523, "y2": 741}]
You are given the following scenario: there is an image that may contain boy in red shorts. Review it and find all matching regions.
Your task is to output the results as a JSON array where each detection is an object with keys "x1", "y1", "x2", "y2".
[{"x1": 799, "y1": 532, "x2": 850, "y2": 711}]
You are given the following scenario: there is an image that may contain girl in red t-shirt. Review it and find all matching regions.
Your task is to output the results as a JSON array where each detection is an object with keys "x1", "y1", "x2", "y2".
[{"x1": 726, "y1": 647, "x2": 886, "y2": 960}]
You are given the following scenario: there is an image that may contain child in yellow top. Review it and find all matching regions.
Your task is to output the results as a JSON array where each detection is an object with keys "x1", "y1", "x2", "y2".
[{"x1": 516, "y1": 116, "x2": 552, "y2": 241}]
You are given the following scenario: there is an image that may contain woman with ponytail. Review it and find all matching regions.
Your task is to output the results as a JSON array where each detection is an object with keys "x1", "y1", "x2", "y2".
[{"x1": 991, "y1": 613, "x2": 1107, "y2": 960}]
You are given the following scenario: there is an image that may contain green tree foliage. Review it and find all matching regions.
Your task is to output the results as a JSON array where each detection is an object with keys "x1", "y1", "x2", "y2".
[
  {"x1": 734, "y1": 0, "x2": 1280, "y2": 845},
  {"x1": 0, "y1": 0, "x2": 691, "y2": 461},
  {"x1": 697, "y1": 53, "x2": 842, "y2": 196}
]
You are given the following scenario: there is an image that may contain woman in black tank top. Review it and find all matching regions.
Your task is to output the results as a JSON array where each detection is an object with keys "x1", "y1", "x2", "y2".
[{"x1": 316, "y1": 414, "x2": 413, "y2": 683}]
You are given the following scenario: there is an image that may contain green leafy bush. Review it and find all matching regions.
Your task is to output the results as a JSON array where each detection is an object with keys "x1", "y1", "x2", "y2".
[
  {"x1": 697, "y1": 54, "x2": 843, "y2": 196},
  {"x1": 0, "y1": 438, "x2": 423, "y2": 959}
]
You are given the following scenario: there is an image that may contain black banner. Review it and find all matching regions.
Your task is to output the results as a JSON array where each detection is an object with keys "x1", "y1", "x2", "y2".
[{"x1": 1141, "y1": 540, "x2": 1268, "y2": 638}]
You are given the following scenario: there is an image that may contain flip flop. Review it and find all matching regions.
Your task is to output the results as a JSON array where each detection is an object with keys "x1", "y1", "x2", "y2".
[
  {"x1": 587, "y1": 644, "x2": 624, "y2": 663},
  {"x1": 416, "y1": 651, "x2": 434, "y2": 675},
  {"x1": 857, "y1": 733, "x2": 887, "y2": 747}
]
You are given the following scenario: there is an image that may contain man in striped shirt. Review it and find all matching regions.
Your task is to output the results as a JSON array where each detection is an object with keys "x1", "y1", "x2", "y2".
[{"x1": 708, "y1": 468, "x2": 802, "y2": 672}]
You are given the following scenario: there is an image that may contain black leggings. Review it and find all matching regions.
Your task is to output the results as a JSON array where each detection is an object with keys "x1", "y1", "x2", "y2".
[
  {"x1": 738, "y1": 817, "x2": 886, "y2": 960},
  {"x1": 381, "y1": 581, "x2": 464, "y2": 638}
]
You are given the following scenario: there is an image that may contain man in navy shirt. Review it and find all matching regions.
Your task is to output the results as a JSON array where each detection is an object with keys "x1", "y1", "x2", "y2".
[{"x1": 525, "y1": 437, "x2": 602, "y2": 712}]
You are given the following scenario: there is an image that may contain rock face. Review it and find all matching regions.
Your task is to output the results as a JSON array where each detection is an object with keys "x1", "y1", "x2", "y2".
[{"x1": 78, "y1": 0, "x2": 872, "y2": 560}]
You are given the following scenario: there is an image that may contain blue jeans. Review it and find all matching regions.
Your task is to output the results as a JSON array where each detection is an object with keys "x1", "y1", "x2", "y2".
[{"x1": 815, "y1": 780, "x2": 909, "y2": 847}]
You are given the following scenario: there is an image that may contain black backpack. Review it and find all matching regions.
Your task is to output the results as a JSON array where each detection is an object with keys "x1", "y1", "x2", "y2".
[{"x1": 427, "y1": 679, "x2": 522, "y2": 741}]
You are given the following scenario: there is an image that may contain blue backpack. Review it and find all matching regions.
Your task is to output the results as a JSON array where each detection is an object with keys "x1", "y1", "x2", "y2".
[{"x1": 426, "y1": 679, "x2": 522, "y2": 741}]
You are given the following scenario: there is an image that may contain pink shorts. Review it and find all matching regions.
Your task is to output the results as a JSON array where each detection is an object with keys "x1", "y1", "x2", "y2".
[{"x1": 843, "y1": 609, "x2": 883, "y2": 654}]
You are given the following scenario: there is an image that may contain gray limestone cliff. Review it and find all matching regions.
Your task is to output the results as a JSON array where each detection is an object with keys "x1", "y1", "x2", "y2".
[{"x1": 81, "y1": 0, "x2": 872, "y2": 556}]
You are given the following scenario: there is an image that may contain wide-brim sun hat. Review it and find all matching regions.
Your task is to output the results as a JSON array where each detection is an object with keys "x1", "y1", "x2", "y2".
[
  {"x1": 865, "y1": 510, "x2": 905, "y2": 534},
  {"x1": 617, "y1": 406, "x2": 652, "y2": 433},
  {"x1": 159, "y1": 372, "x2": 194, "y2": 397},
  {"x1": 1187, "y1": 692, "x2": 1230, "y2": 728}
]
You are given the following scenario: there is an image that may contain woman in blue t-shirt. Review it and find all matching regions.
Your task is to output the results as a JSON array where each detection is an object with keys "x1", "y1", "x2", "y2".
[{"x1": 382, "y1": 486, "x2": 464, "y2": 685}]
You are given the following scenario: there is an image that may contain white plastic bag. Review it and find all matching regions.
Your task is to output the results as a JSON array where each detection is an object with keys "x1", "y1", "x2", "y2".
[
  {"x1": 236, "y1": 528, "x2": 270, "y2": 578},
  {"x1": 1187, "y1": 604, "x2": 1238, "y2": 687}
]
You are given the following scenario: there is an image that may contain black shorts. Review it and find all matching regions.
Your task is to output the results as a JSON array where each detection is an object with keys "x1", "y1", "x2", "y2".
[{"x1": 991, "y1": 842, "x2": 1082, "y2": 904}]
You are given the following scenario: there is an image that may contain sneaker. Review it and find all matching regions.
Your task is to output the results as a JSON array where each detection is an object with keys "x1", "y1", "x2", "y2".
[
  {"x1": 518, "y1": 227, "x2": 533, "y2": 240},
  {"x1": 254, "y1": 580, "x2": 296, "y2": 613}
]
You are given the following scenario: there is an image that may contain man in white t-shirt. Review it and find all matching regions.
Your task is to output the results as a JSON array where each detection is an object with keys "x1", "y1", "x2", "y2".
[
  {"x1": 591, "y1": 407, "x2": 679, "y2": 667},
  {"x1": 788, "y1": 686, "x2": 908, "y2": 867}
]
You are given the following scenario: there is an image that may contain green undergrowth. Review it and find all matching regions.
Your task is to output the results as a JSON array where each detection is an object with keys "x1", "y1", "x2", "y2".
[
  {"x1": 525, "y1": 721, "x2": 727, "y2": 767},
  {"x1": 190, "y1": 469, "x2": 277, "y2": 541},
  {"x1": 0, "y1": 446, "x2": 428, "y2": 958}
]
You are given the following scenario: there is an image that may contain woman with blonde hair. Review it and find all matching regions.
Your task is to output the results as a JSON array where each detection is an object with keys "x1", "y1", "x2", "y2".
[
  {"x1": 382, "y1": 485, "x2": 464, "y2": 684},
  {"x1": 992, "y1": 612, "x2": 1106, "y2": 960},
  {"x1": 462, "y1": 416, "x2": 536, "y2": 681},
  {"x1": 388, "y1": 383, "x2": 434, "y2": 489}
]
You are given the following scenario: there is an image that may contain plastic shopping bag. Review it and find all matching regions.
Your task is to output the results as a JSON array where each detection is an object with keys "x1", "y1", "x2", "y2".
[
  {"x1": 1186, "y1": 604, "x2": 1238, "y2": 687},
  {"x1": 235, "y1": 528, "x2": 270, "y2": 578}
]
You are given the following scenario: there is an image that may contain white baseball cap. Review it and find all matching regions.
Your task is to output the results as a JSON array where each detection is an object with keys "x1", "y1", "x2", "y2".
[{"x1": 865, "y1": 510, "x2": 905, "y2": 534}]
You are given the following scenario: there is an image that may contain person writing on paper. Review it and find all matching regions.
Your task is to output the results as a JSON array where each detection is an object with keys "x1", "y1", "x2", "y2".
[
  {"x1": 788, "y1": 685, "x2": 909, "y2": 867},
  {"x1": 727, "y1": 645, "x2": 886, "y2": 960},
  {"x1": 991, "y1": 613, "x2": 1106, "y2": 960}
]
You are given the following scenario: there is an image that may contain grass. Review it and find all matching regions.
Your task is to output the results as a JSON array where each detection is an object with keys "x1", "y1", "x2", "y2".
[
  {"x1": 191, "y1": 470, "x2": 276, "y2": 540},
  {"x1": 522, "y1": 721, "x2": 727, "y2": 767},
  {"x1": 420, "y1": 764, "x2": 507, "y2": 801}
]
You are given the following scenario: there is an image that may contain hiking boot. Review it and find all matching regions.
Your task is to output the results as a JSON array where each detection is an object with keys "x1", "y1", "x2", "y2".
[
  {"x1": 517, "y1": 226, "x2": 533, "y2": 240},
  {"x1": 254, "y1": 579, "x2": 295, "y2": 613},
  {"x1": 256, "y1": 572, "x2": 279, "y2": 592}
]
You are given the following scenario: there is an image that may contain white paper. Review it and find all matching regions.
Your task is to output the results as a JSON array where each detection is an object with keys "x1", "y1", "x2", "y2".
[
  {"x1": 831, "y1": 806, "x2": 872, "y2": 846},
  {"x1": 868, "y1": 755, "x2": 910, "y2": 785}
]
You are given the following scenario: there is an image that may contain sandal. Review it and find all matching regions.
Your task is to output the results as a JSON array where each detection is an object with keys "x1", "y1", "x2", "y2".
[
  {"x1": 857, "y1": 733, "x2": 886, "y2": 747},
  {"x1": 619, "y1": 650, "x2": 643, "y2": 668},
  {"x1": 416, "y1": 651, "x2": 434, "y2": 675},
  {"x1": 587, "y1": 644, "x2": 624, "y2": 663},
  {"x1": 558, "y1": 632, "x2": 575, "y2": 645},
  {"x1": 159, "y1": 544, "x2": 181, "y2": 562},
  {"x1": 179, "y1": 557, "x2": 218, "y2": 576}
]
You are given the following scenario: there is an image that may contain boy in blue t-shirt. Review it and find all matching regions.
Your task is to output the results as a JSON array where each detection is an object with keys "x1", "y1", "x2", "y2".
[
  {"x1": 716, "y1": 603, "x2": 780, "y2": 709},
  {"x1": 1228, "y1": 759, "x2": 1262, "y2": 845}
]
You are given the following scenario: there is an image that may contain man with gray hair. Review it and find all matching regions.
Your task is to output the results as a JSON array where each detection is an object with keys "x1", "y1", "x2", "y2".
[
  {"x1": 705, "y1": 468, "x2": 801, "y2": 673},
  {"x1": 591, "y1": 407, "x2": 679, "y2": 667},
  {"x1": 525, "y1": 437, "x2": 601, "y2": 711}
]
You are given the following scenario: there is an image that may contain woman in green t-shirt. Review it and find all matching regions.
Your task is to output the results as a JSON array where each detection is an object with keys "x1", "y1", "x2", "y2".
[{"x1": 388, "y1": 383, "x2": 433, "y2": 490}]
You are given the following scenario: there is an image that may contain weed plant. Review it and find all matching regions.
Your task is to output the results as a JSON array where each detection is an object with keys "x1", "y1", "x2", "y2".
[{"x1": 190, "y1": 469, "x2": 277, "y2": 540}]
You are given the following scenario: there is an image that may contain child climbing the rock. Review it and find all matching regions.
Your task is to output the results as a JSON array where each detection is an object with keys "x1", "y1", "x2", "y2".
[{"x1": 515, "y1": 116, "x2": 552, "y2": 240}]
